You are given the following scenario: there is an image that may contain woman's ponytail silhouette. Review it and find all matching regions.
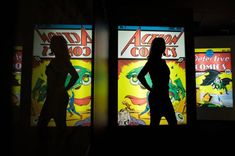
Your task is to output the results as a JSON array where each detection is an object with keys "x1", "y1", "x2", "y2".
[{"x1": 137, "y1": 37, "x2": 177, "y2": 126}]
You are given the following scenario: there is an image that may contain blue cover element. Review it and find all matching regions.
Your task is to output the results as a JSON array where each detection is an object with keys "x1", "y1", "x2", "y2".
[
  {"x1": 118, "y1": 25, "x2": 183, "y2": 32},
  {"x1": 35, "y1": 24, "x2": 92, "y2": 29},
  {"x1": 206, "y1": 49, "x2": 214, "y2": 58}
]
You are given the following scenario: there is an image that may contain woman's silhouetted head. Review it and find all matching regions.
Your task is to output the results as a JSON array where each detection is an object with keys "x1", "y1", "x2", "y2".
[
  {"x1": 50, "y1": 35, "x2": 70, "y2": 61},
  {"x1": 148, "y1": 37, "x2": 166, "y2": 60}
]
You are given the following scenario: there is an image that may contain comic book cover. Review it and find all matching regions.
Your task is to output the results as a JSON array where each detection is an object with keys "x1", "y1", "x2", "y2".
[
  {"x1": 12, "y1": 46, "x2": 22, "y2": 107},
  {"x1": 195, "y1": 48, "x2": 233, "y2": 108},
  {"x1": 118, "y1": 26, "x2": 187, "y2": 125},
  {"x1": 31, "y1": 25, "x2": 92, "y2": 126}
]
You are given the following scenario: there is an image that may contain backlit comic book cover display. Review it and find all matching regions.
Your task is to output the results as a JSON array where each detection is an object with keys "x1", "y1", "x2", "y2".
[
  {"x1": 118, "y1": 26, "x2": 187, "y2": 125},
  {"x1": 195, "y1": 48, "x2": 233, "y2": 108},
  {"x1": 31, "y1": 25, "x2": 92, "y2": 126},
  {"x1": 12, "y1": 46, "x2": 22, "y2": 106}
]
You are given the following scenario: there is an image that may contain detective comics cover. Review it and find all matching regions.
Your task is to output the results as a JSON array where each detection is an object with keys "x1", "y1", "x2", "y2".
[{"x1": 195, "y1": 48, "x2": 233, "y2": 108}]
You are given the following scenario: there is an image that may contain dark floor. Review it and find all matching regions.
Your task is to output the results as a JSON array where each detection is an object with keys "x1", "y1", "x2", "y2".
[
  {"x1": 7, "y1": 120, "x2": 235, "y2": 156},
  {"x1": 9, "y1": 127, "x2": 91, "y2": 156},
  {"x1": 92, "y1": 122, "x2": 235, "y2": 155}
]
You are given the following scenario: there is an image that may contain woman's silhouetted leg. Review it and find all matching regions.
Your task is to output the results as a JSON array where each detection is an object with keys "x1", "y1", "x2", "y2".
[
  {"x1": 37, "y1": 100, "x2": 51, "y2": 127},
  {"x1": 149, "y1": 93, "x2": 162, "y2": 126},
  {"x1": 164, "y1": 100, "x2": 177, "y2": 126}
]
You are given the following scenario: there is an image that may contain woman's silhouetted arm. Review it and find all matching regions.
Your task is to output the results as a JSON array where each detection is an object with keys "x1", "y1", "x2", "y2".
[
  {"x1": 138, "y1": 62, "x2": 152, "y2": 91},
  {"x1": 65, "y1": 61, "x2": 79, "y2": 91}
]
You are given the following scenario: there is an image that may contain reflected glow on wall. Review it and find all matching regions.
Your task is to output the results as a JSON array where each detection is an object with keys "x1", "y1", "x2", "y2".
[{"x1": 31, "y1": 25, "x2": 92, "y2": 126}]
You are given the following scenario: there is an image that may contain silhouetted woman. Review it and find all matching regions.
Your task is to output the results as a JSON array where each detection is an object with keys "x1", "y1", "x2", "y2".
[
  {"x1": 37, "y1": 35, "x2": 78, "y2": 128},
  {"x1": 137, "y1": 37, "x2": 177, "y2": 126}
]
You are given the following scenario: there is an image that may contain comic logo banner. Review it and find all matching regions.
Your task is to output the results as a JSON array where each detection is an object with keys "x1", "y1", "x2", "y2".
[
  {"x1": 195, "y1": 53, "x2": 232, "y2": 72},
  {"x1": 118, "y1": 26, "x2": 185, "y2": 59},
  {"x1": 195, "y1": 48, "x2": 232, "y2": 72},
  {"x1": 33, "y1": 25, "x2": 92, "y2": 58}
]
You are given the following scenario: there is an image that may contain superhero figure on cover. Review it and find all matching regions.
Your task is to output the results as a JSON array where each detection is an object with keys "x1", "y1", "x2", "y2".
[{"x1": 200, "y1": 69, "x2": 232, "y2": 94}]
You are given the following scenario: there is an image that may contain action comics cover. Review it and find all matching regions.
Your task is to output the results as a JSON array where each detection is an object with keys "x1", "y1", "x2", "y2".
[{"x1": 118, "y1": 26, "x2": 187, "y2": 125}]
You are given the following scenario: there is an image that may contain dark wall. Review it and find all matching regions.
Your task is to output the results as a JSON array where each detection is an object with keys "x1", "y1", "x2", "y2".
[
  {"x1": 2, "y1": 0, "x2": 18, "y2": 155},
  {"x1": 10, "y1": 1, "x2": 235, "y2": 155}
]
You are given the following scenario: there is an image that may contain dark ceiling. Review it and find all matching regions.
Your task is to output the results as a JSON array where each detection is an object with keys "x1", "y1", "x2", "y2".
[
  {"x1": 193, "y1": 0, "x2": 235, "y2": 35},
  {"x1": 13, "y1": 0, "x2": 235, "y2": 37},
  {"x1": 103, "y1": 0, "x2": 235, "y2": 36}
]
